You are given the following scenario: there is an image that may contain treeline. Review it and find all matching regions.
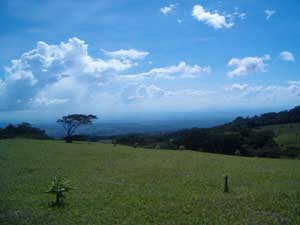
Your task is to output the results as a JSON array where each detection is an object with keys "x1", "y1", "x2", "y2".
[
  {"x1": 116, "y1": 106, "x2": 300, "y2": 158},
  {"x1": 220, "y1": 106, "x2": 300, "y2": 130},
  {"x1": 0, "y1": 123, "x2": 50, "y2": 140}
]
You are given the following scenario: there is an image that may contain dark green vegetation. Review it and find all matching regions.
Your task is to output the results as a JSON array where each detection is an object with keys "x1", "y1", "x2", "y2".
[
  {"x1": 117, "y1": 106, "x2": 300, "y2": 158},
  {"x1": 1, "y1": 139, "x2": 300, "y2": 224},
  {"x1": 0, "y1": 123, "x2": 50, "y2": 140}
]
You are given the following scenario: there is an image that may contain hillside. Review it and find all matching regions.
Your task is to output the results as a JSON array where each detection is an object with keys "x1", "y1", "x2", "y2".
[
  {"x1": 260, "y1": 123, "x2": 300, "y2": 155},
  {"x1": 116, "y1": 106, "x2": 300, "y2": 158},
  {"x1": 1, "y1": 139, "x2": 300, "y2": 224}
]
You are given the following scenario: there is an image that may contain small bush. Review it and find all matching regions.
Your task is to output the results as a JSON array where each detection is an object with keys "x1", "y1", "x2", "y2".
[{"x1": 46, "y1": 176, "x2": 72, "y2": 207}]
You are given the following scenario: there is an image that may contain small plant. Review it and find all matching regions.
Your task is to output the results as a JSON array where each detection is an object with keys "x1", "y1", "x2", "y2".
[{"x1": 46, "y1": 176, "x2": 72, "y2": 206}]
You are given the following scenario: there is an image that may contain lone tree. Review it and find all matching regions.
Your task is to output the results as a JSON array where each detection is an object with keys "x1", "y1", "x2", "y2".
[{"x1": 57, "y1": 114, "x2": 97, "y2": 143}]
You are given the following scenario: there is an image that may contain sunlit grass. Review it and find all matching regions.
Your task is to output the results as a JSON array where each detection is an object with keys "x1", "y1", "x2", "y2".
[{"x1": 1, "y1": 138, "x2": 300, "y2": 224}]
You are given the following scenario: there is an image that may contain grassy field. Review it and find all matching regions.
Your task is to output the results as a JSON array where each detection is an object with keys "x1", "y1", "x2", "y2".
[
  {"x1": 261, "y1": 123, "x2": 300, "y2": 152},
  {"x1": 1, "y1": 139, "x2": 300, "y2": 225}
]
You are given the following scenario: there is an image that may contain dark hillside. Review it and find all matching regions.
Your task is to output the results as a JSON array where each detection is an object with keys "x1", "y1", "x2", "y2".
[{"x1": 116, "y1": 106, "x2": 300, "y2": 158}]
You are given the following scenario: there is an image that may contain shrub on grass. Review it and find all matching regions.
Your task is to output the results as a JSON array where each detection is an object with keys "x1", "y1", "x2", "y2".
[{"x1": 46, "y1": 176, "x2": 72, "y2": 207}]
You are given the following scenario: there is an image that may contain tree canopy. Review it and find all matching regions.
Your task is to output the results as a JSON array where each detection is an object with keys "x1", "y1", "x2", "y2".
[{"x1": 57, "y1": 114, "x2": 97, "y2": 142}]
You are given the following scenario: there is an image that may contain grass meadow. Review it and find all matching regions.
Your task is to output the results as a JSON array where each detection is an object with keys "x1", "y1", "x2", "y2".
[{"x1": 1, "y1": 139, "x2": 300, "y2": 225}]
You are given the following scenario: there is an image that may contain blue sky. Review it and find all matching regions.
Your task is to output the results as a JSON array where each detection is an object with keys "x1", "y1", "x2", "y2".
[{"x1": 0, "y1": 0, "x2": 300, "y2": 121}]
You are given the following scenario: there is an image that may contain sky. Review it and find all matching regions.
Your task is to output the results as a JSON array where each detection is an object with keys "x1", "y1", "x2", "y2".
[{"x1": 0, "y1": 0, "x2": 300, "y2": 121}]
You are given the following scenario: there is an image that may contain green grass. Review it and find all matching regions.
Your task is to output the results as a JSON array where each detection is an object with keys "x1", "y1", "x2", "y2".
[
  {"x1": 261, "y1": 123, "x2": 300, "y2": 151},
  {"x1": 1, "y1": 139, "x2": 300, "y2": 225}
]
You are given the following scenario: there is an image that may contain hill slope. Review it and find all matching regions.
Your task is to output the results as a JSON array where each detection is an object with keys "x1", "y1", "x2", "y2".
[
  {"x1": 260, "y1": 123, "x2": 300, "y2": 154},
  {"x1": 1, "y1": 139, "x2": 300, "y2": 224},
  {"x1": 116, "y1": 106, "x2": 300, "y2": 157}
]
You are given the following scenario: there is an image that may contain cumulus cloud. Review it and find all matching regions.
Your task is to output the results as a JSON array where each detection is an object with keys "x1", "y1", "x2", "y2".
[
  {"x1": 0, "y1": 37, "x2": 137, "y2": 110},
  {"x1": 279, "y1": 51, "x2": 295, "y2": 62},
  {"x1": 1, "y1": 37, "x2": 300, "y2": 115},
  {"x1": 101, "y1": 49, "x2": 149, "y2": 60},
  {"x1": 192, "y1": 4, "x2": 234, "y2": 29},
  {"x1": 121, "y1": 61, "x2": 211, "y2": 81},
  {"x1": 227, "y1": 55, "x2": 271, "y2": 77},
  {"x1": 0, "y1": 37, "x2": 213, "y2": 112},
  {"x1": 160, "y1": 4, "x2": 177, "y2": 15},
  {"x1": 265, "y1": 10, "x2": 276, "y2": 20}
]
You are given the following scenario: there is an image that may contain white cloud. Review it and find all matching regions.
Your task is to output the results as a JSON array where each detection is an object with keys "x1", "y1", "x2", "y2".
[
  {"x1": 279, "y1": 51, "x2": 295, "y2": 62},
  {"x1": 0, "y1": 37, "x2": 215, "y2": 113},
  {"x1": 265, "y1": 10, "x2": 276, "y2": 20},
  {"x1": 121, "y1": 84, "x2": 169, "y2": 103},
  {"x1": 101, "y1": 49, "x2": 149, "y2": 60},
  {"x1": 227, "y1": 55, "x2": 271, "y2": 77},
  {"x1": 227, "y1": 83, "x2": 263, "y2": 94},
  {"x1": 224, "y1": 82, "x2": 300, "y2": 107},
  {"x1": 0, "y1": 37, "x2": 137, "y2": 110},
  {"x1": 160, "y1": 4, "x2": 177, "y2": 15},
  {"x1": 1, "y1": 37, "x2": 300, "y2": 115},
  {"x1": 192, "y1": 4, "x2": 234, "y2": 29},
  {"x1": 228, "y1": 83, "x2": 249, "y2": 91},
  {"x1": 238, "y1": 13, "x2": 246, "y2": 20},
  {"x1": 0, "y1": 38, "x2": 213, "y2": 112},
  {"x1": 121, "y1": 61, "x2": 211, "y2": 81},
  {"x1": 120, "y1": 84, "x2": 215, "y2": 108},
  {"x1": 227, "y1": 7, "x2": 247, "y2": 21}
]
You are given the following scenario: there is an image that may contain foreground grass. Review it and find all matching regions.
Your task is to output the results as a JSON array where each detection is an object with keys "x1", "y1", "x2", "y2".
[{"x1": 1, "y1": 139, "x2": 300, "y2": 225}]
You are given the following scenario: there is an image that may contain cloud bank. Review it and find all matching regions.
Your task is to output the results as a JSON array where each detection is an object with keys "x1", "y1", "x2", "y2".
[
  {"x1": 0, "y1": 38, "x2": 212, "y2": 113},
  {"x1": 1, "y1": 38, "x2": 299, "y2": 117}
]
